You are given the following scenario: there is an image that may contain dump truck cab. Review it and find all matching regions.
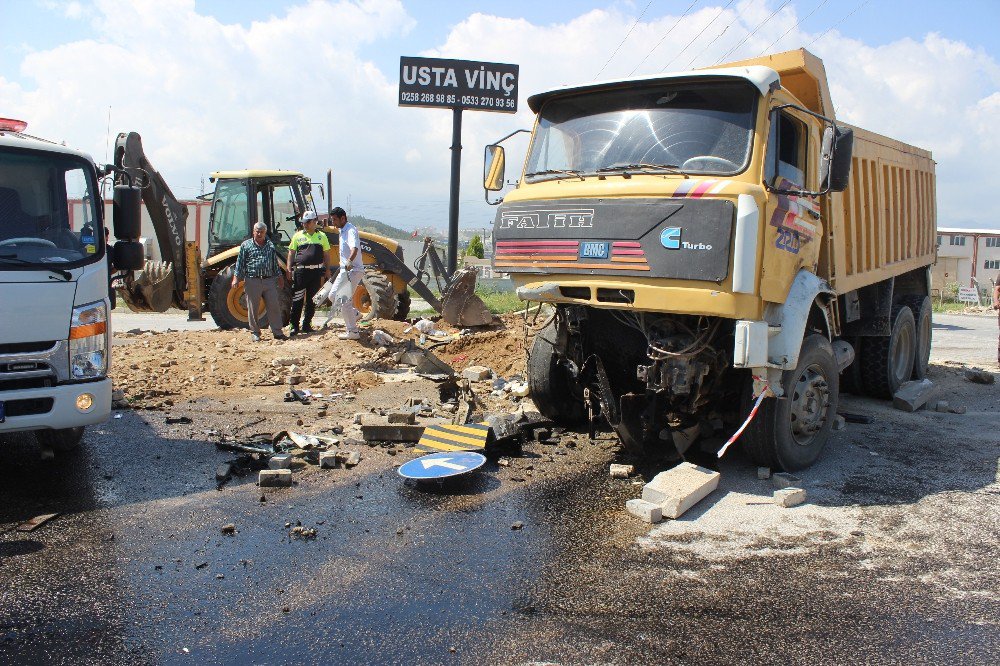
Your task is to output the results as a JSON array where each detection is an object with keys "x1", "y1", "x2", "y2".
[{"x1": 486, "y1": 49, "x2": 934, "y2": 472}]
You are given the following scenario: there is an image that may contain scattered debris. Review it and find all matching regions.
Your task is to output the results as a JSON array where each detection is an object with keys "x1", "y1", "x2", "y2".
[
  {"x1": 462, "y1": 365, "x2": 492, "y2": 381},
  {"x1": 773, "y1": 487, "x2": 807, "y2": 508},
  {"x1": 840, "y1": 412, "x2": 873, "y2": 424},
  {"x1": 964, "y1": 368, "x2": 995, "y2": 385},
  {"x1": 396, "y1": 344, "x2": 455, "y2": 377},
  {"x1": 642, "y1": 462, "x2": 720, "y2": 519},
  {"x1": 17, "y1": 513, "x2": 59, "y2": 532},
  {"x1": 268, "y1": 453, "x2": 293, "y2": 470},
  {"x1": 165, "y1": 416, "x2": 193, "y2": 425},
  {"x1": 510, "y1": 521, "x2": 524, "y2": 531},
  {"x1": 361, "y1": 422, "x2": 425, "y2": 442},
  {"x1": 221, "y1": 523, "x2": 236, "y2": 535},
  {"x1": 892, "y1": 378, "x2": 935, "y2": 412},
  {"x1": 934, "y1": 400, "x2": 950, "y2": 413},
  {"x1": 949, "y1": 405, "x2": 968, "y2": 415},
  {"x1": 831, "y1": 414, "x2": 846, "y2": 431},
  {"x1": 757, "y1": 467, "x2": 772, "y2": 480},
  {"x1": 507, "y1": 380, "x2": 530, "y2": 397},
  {"x1": 771, "y1": 472, "x2": 801, "y2": 489},
  {"x1": 319, "y1": 451, "x2": 339, "y2": 469},
  {"x1": 290, "y1": 525, "x2": 317, "y2": 539},
  {"x1": 670, "y1": 423, "x2": 701, "y2": 454},
  {"x1": 625, "y1": 498, "x2": 663, "y2": 524},
  {"x1": 371, "y1": 329, "x2": 396, "y2": 346},
  {"x1": 259, "y1": 469, "x2": 292, "y2": 487},
  {"x1": 609, "y1": 464, "x2": 635, "y2": 479},
  {"x1": 387, "y1": 411, "x2": 416, "y2": 425},
  {"x1": 216, "y1": 463, "x2": 233, "y2": 483}
]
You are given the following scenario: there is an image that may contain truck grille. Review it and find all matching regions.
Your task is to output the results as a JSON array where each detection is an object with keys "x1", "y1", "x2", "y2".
[
  {"x1": 3, "y1": 397, "x2": 54, "y2": 417},
  {"x1": 0, "y1": 341, "x2": 57, "y2": 354}
]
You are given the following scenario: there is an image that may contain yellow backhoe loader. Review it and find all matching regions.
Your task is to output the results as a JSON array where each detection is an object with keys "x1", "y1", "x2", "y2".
[{"x1": 111, "y1": 132, "x2": 491, "y2": 328}]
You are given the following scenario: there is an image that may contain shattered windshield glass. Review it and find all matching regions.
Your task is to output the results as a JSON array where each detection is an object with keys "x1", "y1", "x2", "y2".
[
  {"x1": 525, "y1": 81, "x2": 758, "y2": 180},
  {"x1": 0, "y1": 147, "x2": 102, "y2": 269}
]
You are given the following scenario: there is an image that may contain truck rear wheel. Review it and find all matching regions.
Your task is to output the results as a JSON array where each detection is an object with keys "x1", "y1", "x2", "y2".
[
  {"x1": 36, "y1": 426, "x2": 84, "y2": 453},
  {"x1": 528, "y1": 319, "x2": 586, "y2": 424},
  {"x1": 209, "y1": 265, "x2": 290, "y2": 330},
  {"x1": 898, "y1": 295, "x2": 931, "y2": 380},
  {"x1": 860, "y1": 304, "x2": 915, "y2": 398},
  {"x1": 742, "y1": 334, "x2": 839, "y2": 472}
]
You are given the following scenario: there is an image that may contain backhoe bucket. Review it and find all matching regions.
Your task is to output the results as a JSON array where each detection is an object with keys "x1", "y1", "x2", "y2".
[
  {"x1": 119, "y1": 260, "x2": 175, "y2": 313},
  {"x1": 439, "y1": 268, "x2": 493, "y2": 327}
]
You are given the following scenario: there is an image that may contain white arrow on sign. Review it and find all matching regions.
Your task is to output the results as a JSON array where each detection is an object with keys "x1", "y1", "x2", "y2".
[{"x1": 421, "y1": 457, "x2": 465, "y2": 471}]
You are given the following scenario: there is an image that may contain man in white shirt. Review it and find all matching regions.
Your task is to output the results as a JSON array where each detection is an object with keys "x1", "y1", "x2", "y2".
[{"x1": 329, "y1": 206, "x2": 364, "y2": 340}]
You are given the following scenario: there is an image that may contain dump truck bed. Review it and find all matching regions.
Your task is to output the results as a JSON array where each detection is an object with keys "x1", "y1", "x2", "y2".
[{"x1": 823, "y1": 125, "x2": 936, "y2": 294}]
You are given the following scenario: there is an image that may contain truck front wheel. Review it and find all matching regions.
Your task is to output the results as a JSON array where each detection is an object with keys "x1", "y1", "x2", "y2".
[
  {"x1": 528, "y1": 319, "x2": 586, "y2": 424},
  {"x1": 742, "y1": 334, "x2": 840, "y2": 471},
  {"x1": 36, "y1": 426, "x2": 84, "y2": 453}
]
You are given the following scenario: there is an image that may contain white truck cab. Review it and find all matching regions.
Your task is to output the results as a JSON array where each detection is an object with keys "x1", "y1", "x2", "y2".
[{"x1": 0, "y1": 118, "x2": 113, "y2": 451}]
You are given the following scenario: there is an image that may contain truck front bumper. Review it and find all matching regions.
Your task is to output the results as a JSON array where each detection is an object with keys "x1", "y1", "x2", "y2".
[{"x1": 0, "y1": 378, "x2": 111, "y2": 434}]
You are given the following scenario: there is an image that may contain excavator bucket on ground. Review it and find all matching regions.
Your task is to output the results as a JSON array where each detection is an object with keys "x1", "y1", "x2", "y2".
[
  {"x1": 119, "y1": 260, "x2": 175, "y2": 313},
  {"x1": 439, "y1": 268, "x2": 493, "y2": 327}
]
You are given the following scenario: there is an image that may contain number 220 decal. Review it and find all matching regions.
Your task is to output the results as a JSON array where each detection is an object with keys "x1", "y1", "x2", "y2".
[{"x1": 775, "y1": 228, "x2": 800, "y2": 254}]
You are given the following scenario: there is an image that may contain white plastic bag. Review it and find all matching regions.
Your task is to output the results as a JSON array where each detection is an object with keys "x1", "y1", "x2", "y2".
[{"x1": 313, "y1": 279, "x2": 336, "y2": 305}]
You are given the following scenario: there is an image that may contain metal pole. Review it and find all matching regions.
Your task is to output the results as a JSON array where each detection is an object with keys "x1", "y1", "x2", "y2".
[{"x1": 447, "y1": 106, "x2": 463, "y2": 276}]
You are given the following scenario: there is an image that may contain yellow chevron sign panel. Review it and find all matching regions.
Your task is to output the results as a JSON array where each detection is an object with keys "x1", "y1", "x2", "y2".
[{"x1": 416, "y1": 422, "x2": 490, "y2": 452}]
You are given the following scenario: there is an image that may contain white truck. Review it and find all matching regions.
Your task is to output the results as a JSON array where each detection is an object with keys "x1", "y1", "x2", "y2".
[{"x1": 0, "y1": 118, "x2": 143, "y2": 452}]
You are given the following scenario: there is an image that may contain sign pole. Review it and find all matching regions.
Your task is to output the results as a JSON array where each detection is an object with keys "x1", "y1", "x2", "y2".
[{"x1": 447, "y1": 106, "x2": 463, "y2": 276}]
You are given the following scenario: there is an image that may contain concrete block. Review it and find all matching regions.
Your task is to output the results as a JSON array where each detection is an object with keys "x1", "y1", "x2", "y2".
[
  {"x1": 341, "y1": 451, "x2": 361, "y2": 467},
  {"x1": 387, "y1": 411, "x2": 416, "y2": 424},
  {"x1": 319, "y1": 451, "x2": 339, "y2": 469},
  {"x1": 771, "y1": 472, "x2": 801, "y2": 489},
  {"x1": 773, "y1": 487, "x2": 807, "y2": 508},
  {"x1": 259, "y1": 469, "x2": 292, "y2": 487},
  {"x1": 671, "y1": 423, "x2": 701, "y2": 454},
  {"x1": 625, "y1": 499, "x2": 662, "y2": 524},
  {"x1": 361, "y1": 423, "x2": 424, "y2": 442},
  {"x1": 964, "y1": 368, "x2": 996, "y2": 385},
  {"x1": 934, "y1": 400, "x2": 950, "y2": 413},
  {"x1": 641, "y1": 462, "x2": 720, "y2": 519},
  {"x1": 892, "y1": 379, "x2": 935, "y2": 412},
  {"x1": 609, "y1": 464, "x2": 635, "y2": 479},
  {"x1": 462, "y1": 366, "x2": 492, "y2": 381},
  {"x1": 757, "y1": 467, "x2": 771, "y2": 480},
  {"x1": 533, "y1": 427, "x2": 551, "y2": 442},
  {"x1": 832, "y1": 415, "x2": 846, "y2": 431},
  {"x1": 268, "y1": 454, "x2": 292, "y2": 470}
]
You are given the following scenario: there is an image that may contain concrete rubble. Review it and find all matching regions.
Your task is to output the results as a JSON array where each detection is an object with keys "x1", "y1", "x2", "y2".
[
  {"x1": 964, "y1": 368, "x2": 996, "y2": 385},
  {"x1": 259, "y1": 469, "x2": 292, "y2": 487},
  {"x1": 462, "y1": 366, "x2": 492, "y2": 381},
  {"x1": 268, "y1": 453, "x2": 292, "y2": 470},
  {"x1": 610, "y1": 464, "x2": 635, "y2": 479},
  {"x1": 771, "y1": 472, "x2": 801, "y2": 489},
  {"x1": 625, "y1": 499, "x2": 663, "y2": 524},
  {"x1": 892, "y1": 379, "x2": 935, "y2": 412},
  {"x1": 641, "y1": 462, "x2": 720, "y2": 519},
  {"x1": 773, "y1": 487, "x2": 807, "y2": 508}
]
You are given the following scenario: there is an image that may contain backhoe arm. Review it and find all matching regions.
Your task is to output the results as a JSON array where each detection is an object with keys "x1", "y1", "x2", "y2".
[{"x1": 114, "y1": 132, "x2": 187, "y2": 308}]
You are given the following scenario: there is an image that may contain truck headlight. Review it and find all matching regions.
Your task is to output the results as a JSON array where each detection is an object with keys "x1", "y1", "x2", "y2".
[{"x1": 69, "y1": 301, "x2": 108, "y2": 379}]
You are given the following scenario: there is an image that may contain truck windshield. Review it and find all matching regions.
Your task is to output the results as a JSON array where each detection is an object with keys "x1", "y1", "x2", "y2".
[
  {"x1": 525, "y1": 81, "x2": 757, "y2": 180},
  {"x1": 0, "y1": 148, "x2": 102, "y2": 269}
]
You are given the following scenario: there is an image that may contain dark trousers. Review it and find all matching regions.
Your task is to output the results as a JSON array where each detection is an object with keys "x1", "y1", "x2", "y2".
[{"x1": 290, "y1": 267, "x2": 323, "y2": 329}]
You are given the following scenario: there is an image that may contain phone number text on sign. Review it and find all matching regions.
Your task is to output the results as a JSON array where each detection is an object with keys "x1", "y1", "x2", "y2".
[{"x1": 398, "y1": 56, "x2": 518, "y2": 114}]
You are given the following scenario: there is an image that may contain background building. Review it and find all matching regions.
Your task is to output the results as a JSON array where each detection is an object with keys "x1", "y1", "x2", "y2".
[{"x1": 933, "y1": 227, "x2": 1000, "y2": 291}]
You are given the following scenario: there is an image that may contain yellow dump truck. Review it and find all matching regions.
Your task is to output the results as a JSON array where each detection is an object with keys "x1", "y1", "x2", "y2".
[{"x1": 484, "y1": 49, "x2": 936, "y2": 471}]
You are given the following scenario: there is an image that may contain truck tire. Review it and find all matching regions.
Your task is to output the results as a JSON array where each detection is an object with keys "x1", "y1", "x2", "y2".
[
  {"x1": 36, "y1": 426, "x2": 85, "y2": 453},
  {"x1": 113, "y1": 241, "x2": 144, "y2": 271},
  {"x1": 859, "y1": 304, "x2": 915, "y2": 398},
  {"x1": 208, "y1": 265, "x2": 290, "y2": 330},
  {"x1": 741, "y1": 334, "x2": 839, "y2": 472},
  {"x1": 528, "y1": 319, "x2": 587, "y2": 424},
  {"x1": 898, "y1": 295, "x2": 931, "y2": 380},
  {"x1": 355, "y1": 269, "x2": 398, "y2": 322}
]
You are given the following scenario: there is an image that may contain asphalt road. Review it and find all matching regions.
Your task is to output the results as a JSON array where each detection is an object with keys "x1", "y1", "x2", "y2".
[{"x1": 1, "y1": 313, "x2": 997, "y2": 664}]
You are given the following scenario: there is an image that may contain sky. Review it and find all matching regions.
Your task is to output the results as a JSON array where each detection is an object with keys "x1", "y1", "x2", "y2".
[{"x1": 2, "y1": 0, "x2": 999, "y2": 232}]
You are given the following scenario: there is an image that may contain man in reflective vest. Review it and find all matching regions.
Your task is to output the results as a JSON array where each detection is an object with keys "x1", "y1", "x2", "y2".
[{"x1": 285, "y1": 211, "x2": 331, "y2": 335}]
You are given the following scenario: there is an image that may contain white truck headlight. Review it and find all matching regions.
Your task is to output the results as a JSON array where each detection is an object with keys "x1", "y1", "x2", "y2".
[{"x1": 69, "y1": 301, "x2": 108, "y2": 379}]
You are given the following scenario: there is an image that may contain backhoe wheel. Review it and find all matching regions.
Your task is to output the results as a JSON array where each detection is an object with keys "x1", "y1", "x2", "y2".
[
  {"x1": 208, "y1": 265, "x2": 290, "y2": 330},
  {"x1": 898, "y1": 295, "x2": 932, "y2": 380},
  {"x1": 527, "y1": 318, "x2": 587, "y2": 425},
  {"x1": 36, "y1": 426, "x2": 85, "y2": 453},
  {"x1": 395, "y1": 289, "x2": 411, "y2": 321},
  {"x1": 860, "y1": 304, "x2": 915, "y2": 399},
  {"x1": 741, "y1": 334, "x2": 840, "y2": 472},
  {"x1": 354, "y1": 269, "x2": 398, "y2": 322}
]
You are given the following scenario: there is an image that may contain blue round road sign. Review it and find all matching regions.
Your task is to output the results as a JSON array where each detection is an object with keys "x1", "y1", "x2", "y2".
[{"x1": 398, "y1": 451, "x2": 487, "y2": 480}]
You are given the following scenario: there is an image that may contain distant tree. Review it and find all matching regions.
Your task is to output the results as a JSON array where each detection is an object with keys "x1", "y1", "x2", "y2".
[{"x1": 466, "y1": 234, "x2": 485, "y2": 259}]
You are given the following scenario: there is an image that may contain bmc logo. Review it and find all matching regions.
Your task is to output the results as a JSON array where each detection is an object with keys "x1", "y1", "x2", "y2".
[{"x1": 660, "y1": 227, "x2": 681, "y2": 249}]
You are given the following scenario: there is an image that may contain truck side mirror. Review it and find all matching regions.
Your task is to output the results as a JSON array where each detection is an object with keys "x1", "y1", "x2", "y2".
[
  {"x1": 821, "y1": 126, "x2": 854, "y2": 193},
  {"x1": 112, "y1": 184, "x2": 142, "y2": 240},
  {"x1": 484, "y1": 144, "x2": 505, "y2": 192}
]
